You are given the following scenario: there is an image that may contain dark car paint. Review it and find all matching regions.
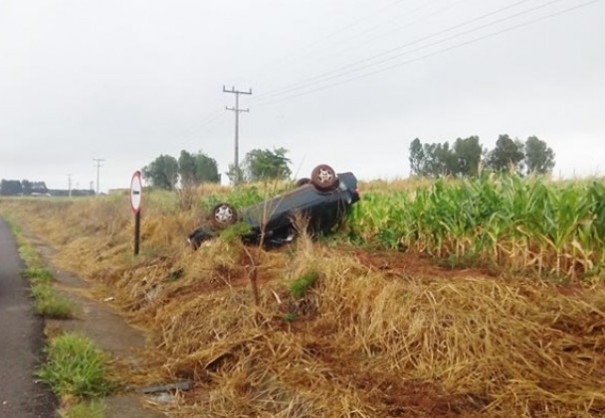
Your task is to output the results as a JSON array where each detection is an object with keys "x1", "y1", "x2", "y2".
[{"x1": 188, "y1": 172, "x2": 359, "y2": 249}]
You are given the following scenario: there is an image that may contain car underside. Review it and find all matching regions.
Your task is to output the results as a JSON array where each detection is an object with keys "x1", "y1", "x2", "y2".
[{"x1": 188, "y1": 164, "x2": 360, "y2": 249}]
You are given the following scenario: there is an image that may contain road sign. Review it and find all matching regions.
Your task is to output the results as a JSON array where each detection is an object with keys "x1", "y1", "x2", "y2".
[
  {"x1": 130, "y1": 171, "x2": 143, "y2": 256},
  {"x1": 130, "y1": 171, "x2": 142, "y2": 214}
]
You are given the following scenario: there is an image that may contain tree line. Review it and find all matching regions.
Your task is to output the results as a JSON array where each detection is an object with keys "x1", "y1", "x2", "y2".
[
  {"x1": 1, "y1": 180, "x2": 49, "y2": 196},
  {"x1": 409, "y1": 135, "x2": 555, "y2": 178},
  {"x1": 140, "y1": 134, "x2": 555, "y2": 190},
  {"x1": 0, "y1": 180, "x2": 95, "y2": 197},
  {"x1": 142, "y1": 148, "x2": 291, "y2": 190}
]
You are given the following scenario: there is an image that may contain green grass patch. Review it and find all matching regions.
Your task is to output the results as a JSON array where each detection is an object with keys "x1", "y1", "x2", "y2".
[
  {"x1": 4, "y1": 215, "x2": 74, "y2": 318},
  {"x1": 219, "y1": 222, "x2": 253, "y2": 243},
  {"x1": 21, "y1": 266, "x2": 54, "y2": 284},
  {"x1": 282, "y1": 312, "x2": 297, "y2": 322},
  {"x1": 31, "y1": 283, "x2": 74, "y2": 319},
  {"x1": 60, "y1": 400, "x2": 105, "y2": 418},
  {"x1": 18, "y1": 244, "x2": 43, "y2": 267},
  {"x1": 37, "y1": 333, "x2": 115, "y2": 399},
  {"x1": 3, "y1": 215, "x2": 45, "y2": 267},
  {"x1": 289, "y1": 269, "x2": 320, "y2": 298}
]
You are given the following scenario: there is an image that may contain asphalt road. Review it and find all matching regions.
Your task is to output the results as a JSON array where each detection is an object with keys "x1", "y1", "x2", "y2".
[{"x1": 0, "y1": 218, "x2": 55, "y2": 418}]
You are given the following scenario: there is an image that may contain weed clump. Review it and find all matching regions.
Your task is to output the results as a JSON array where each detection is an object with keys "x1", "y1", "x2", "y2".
[
  {"x1": 21, "y1": 266, "x2": 54, "y2": 283},
  {"x1": 37, "y1": 333, "x2": 115, "y2": 400},
  {"x1": 31, "y1": 283, "x2": 74, "y2": 319},
  {"x1": 289, "y1": 269, "x2": 319, "y2": 298},
  {"x1": 59, "y1": 400, "x2": 105, "y2": 418}
]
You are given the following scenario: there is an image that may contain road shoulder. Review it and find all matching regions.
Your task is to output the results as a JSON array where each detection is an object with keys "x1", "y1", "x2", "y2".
[{"x1": 23, "y1": 233, "x2": 167, "y2": 418}]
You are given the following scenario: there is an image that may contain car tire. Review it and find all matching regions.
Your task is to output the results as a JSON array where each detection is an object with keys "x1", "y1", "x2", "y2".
[
  {"x1": 295, "y1": 177, "x2": 311, "y2": 187},
  {"x1": 210, "y1": 202, "x2": 238, "y2": 229},
  {"x1": 311, "y1": 164, "x2": 339, "y2": 191}
]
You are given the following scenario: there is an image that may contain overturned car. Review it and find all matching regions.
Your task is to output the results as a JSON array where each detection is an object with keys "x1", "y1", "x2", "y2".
[{"x1": 188, "y1": 164, "x2": 360, "y2": 249}]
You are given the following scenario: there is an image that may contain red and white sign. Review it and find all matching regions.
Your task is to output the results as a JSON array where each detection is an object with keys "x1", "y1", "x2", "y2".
[{"x1": 130, "y1": 171, "x2": 143, "y2": 214}]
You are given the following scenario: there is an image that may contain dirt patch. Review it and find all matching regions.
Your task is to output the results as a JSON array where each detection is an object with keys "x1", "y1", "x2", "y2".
[{"x1": 349, "y1": 248, "x2": 496, "y2": 280}]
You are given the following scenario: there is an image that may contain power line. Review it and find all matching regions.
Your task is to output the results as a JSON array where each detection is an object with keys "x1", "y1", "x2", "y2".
[
  {"x1": 172, "y1": 1, "x2": 464, "y2": 148},
  {"x1": 247, "y1": 0, "x2": 416, "y2": 90},
  {"x1": 177, "y1": 3, "x2": 432, "y2": 143},
  {"x1": 146, "y1": 0, "x2": 600, "y2": 168},
  {"x1": 254, "y1": 0, "x2": 603, "y2": 107},
  {"x1": 167, "y1": 0, "x2": 562, "y2": 155},
  {"x1": 254, "y1": 0, "x2": 545, "y2": 102},
  {"x1": 172, "y1": 109, "x2": 225, "y2": 146},
  {"x1": 262, "y1": 0, "x2": 470, "y2": 92},
  {"x1": 167, "y1": 3, "x2": 419, "y2": 152}
]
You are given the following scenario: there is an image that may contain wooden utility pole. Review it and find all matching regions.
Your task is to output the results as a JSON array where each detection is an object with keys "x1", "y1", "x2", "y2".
[{"x1": 223, "y1": 86, "x2": 252, "y2": 184}]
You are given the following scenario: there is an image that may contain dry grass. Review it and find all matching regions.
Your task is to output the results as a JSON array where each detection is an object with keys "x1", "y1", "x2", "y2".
[{"x1": 2, "y1": 194, "x2": 605, "y2": 417}]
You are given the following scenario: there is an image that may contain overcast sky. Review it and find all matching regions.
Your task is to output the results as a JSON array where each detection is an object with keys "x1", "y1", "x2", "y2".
[{"x1": 1, "y1": 0, "x2": 604, "y2": 191}]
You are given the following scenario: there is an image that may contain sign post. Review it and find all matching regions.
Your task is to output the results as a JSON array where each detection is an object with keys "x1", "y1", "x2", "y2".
[{"x1": 130, "y1": 171, "x2": 143, "y2": 256}]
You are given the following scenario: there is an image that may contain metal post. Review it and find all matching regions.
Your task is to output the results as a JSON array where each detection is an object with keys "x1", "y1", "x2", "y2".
[{"x1": 134, "y1": 210, "x2": 141, "y2": 256}]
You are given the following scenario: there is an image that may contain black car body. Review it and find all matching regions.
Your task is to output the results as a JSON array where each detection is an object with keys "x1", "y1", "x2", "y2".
[{"x1": 188, "y1": 166, "x2": 360, "y2": 249}]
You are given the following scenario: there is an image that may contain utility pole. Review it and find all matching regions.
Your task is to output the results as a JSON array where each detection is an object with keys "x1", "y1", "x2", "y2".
[
  {"x1": 67, "y1": 174, "x2": 72, "y2": 198},
  {"x1": 223, "y1": 85, "x2": 252, "y2": 184},
  {"x1": 93, "y1": 158, "x2": 104, "y2": 195}
]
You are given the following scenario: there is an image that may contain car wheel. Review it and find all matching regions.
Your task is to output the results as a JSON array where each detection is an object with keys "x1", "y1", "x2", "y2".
[
  {"x1": 311, "y1": 164, "x2": 338, "y2": 191},
  {"x1": 295, "y1": 177, "x2": 311, "y2": 187},
  {"x1": 210, "y1": 203, "x2": 238, "y2": 229}
]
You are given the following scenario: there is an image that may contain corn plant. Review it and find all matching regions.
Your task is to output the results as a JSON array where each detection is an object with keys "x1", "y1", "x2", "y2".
[{"x1": 349, "y1": 175, "x2": 605, "y2": 280}]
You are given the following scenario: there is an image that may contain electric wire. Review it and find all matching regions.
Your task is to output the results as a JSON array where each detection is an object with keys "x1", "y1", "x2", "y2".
[
  {"x1": 248, "y1": 0, "x2": 421, "y2": 91},
  {"x1": 161, "y1": 0, "x2": 601, "y2": 158},
  {"x1": 254, "y1": 0, "x2": 602, "y2": 107},
  {"x1": 170, "y1": 1, "x2": 465, "y2": 146},
  {"x1": 172, "y1": 1, "x2": 477, "y2": 148},
  {"x1": 257, "y1": 0, "x2": 471, "y2": 91},
  {"x1": 168, "y1": 2, "x2": 412, "y2": 151},
  {"x1": 253, "y1": 0, "x2": 546, "y2": 102}
]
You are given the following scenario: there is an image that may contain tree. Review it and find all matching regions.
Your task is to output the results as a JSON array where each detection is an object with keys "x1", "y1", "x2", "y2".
[
  {"x1": 420, "y1": 142, "x2": 443, "y2": 177},
  {"x1": 433, "y1": 142, "x2": 457, "y2": 176},
  {"x1": 409, "y1": 138, "x2": 425, "y2": 176},
  {"x1": 178, "y1": 150, "x2": 197, "y2": 188},
  {"x1": 243, "y1": 147, "x2": 292, "y2": 182},
  {"x1": 486, "y1": 134, "x2": 525, "y2": 173},
  {"x1": 524, "y1": 136, "x2": 555, "y2": 174},
  {"x1": 453, "y1": 136, "x2": 482, "y2": 176},
  {"x1": 226, "y1": 164, "x2": 244, "y2": 185},
  {"x1": 142, "y1": 154, "x2": 179, "y2": 190},
  {"x1": 21, "y1": 180, "x2": 33, "y2": 195},
  {"x1": 409, "y1": 140, "x2": 455, "y2": 177},
  {"x1": 178, "y1": 150, "x2": 220, "y2": 187},
  {"x1": 409, "y1": 139, "x2": 469, "y2": 177},
  {"x1": 409, "y1": 134, "x2": 554, "y2": 177},
  {"x1": 0, "y1": 179, "x2": 23, "y2": 196},
  {"x1": 194, "y1": 152, "x2": 220, "y2": 184}
]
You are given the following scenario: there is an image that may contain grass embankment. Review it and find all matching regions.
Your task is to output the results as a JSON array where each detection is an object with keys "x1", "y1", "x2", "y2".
[
  {"x1": 1, "y1": 213, "x2": 113, "y2": 418},
  {"x1": 1, "y1": 176, "x2": 605, "y2": 417}
]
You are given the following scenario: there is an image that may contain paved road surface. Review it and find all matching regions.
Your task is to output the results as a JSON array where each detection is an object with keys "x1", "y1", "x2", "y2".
[{"x1": 0, "y1": 217, "x2": 55, "y2": 417}]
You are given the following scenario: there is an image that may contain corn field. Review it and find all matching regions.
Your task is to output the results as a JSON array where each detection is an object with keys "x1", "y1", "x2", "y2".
[{"x1": 348, "y1": 175, "x2": 605, "y2": 279}]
